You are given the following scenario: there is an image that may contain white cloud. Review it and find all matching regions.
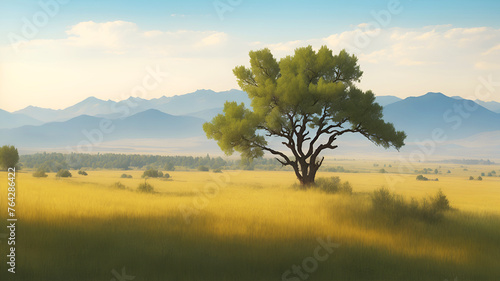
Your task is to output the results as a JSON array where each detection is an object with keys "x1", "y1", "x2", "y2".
[
  {"x1": 2, "y1": 21, "x2": 500, "y2": 111},
  {"x1": 10, "y1": 20, "x2": 231, "y2": 57}
]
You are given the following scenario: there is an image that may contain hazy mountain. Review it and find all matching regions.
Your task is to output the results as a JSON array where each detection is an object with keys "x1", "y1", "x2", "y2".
[
  {"x1": 185, "y1": 107, "x2": 224, "y2": 121},
  {"x1": 0, "y1": 109, "x2": 205, "y2": 147},
  {"x1": 13, "y1": 89, "x2": 250, "y2": 123},
  {"x1": 474, "y1": 100, "x2": 500, "y2": 113},
  {"x1": 0, "y1": 109, "x2": 43, "y2": 129},
  {"x1": 383, "y1": 92, "x2": 500, "y2": 140},
  {"x1": 375, "y1": 95, "x2": 402, "y2": 107},
  {"x1": 63, "y1": 96, "x2": 116, "y2": 117},
  {"x1": 152, "y1": 89, "x2": 250, "y2": 116},
  {"x1": 13, "y1": 106, "x2": 61, "y2": 123},
  {"x1": 14, "y1": 97, "x2": 116, "y2": 123}
]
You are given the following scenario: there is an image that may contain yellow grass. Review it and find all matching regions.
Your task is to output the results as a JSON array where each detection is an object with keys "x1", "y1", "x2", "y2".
[{"x1": 1, "y1": 166, "x2": 499, "y2": 280}]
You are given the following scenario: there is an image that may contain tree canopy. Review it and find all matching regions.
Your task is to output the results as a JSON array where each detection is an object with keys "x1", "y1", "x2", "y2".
[
  {"x1": 204, "y1": 45, "x2": 406, "y2": 186},
  {"x1": 0, "y1": 145, "x2": 19, "y2": 170}
]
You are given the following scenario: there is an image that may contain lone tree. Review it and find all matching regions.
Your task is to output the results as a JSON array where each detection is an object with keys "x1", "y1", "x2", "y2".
[
  {"x1": 204, "y1": 46, "x2": 406, "y2": 186},
  {"x1": 0, "y1": 145, "x2": 19, "y2": 170}
]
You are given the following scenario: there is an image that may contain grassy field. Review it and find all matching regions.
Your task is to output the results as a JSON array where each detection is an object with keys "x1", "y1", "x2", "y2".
[{"x1": 1, "y1": 162, "x2": 500, "y2": 280}]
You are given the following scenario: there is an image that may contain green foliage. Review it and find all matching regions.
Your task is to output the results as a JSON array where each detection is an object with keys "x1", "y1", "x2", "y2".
[
  {"x1": 113, "y1": 182, "x2": 127, "y2": 189},
  {"x1": 20, "y1": 152, "x2": 227, "y2": 171},
  {"x1": 431, "y1": 189, "x2": 451, "y2": 211},
  {"x1": 142, "y1": 168, "x2": 164, "y2": 178},
  {"x1": 417, "y1": 175, "x2": 429, "y2": 181},
  {"x1": 478, "y1": 176, "x2": 483, "y2": 181},
  {"x1": 137, "y1": 182, "x2": 154, "y2": 193},
  {"x1": 56, "y1": 169, "x2": 72, "y2": 178},
  {"x1": 204, "y1": 45, "x2": 406, "y2": 185},
  {"x1": 416, "y1": 175, "x2": 439, "y2": 181},
  {"x1": 213, "y1": 169, "x2": 222, "y2": 173},
  {"x1": 197, "y1": 165, "x2": 209, "y2": 172},
  {"x1": 371, "y1": 188, "x2": 451, "y2": 223},
  {"x1": 469, "y1": 176, "x2": 475, "y2": 180},
  {"x1": 32, "y1": 169, "x2": 48, "y2": 178},
  {"x1": 120, "y1": 174, "x2": 133, "y2": 178},
  {"x1": 313, "y1": 177, "x2": 352, "y2": 194},
  {"x1": 78, "y1": 170, "x2": 88, "y2": 176},
  {"x1": 379, "y1": 168, "x2": 387, "y2": 173},
  {"x1": 0, "y1": 145, "x2": 19, "y2": 170},
  {"x1": 164, "y1": 162, "x2": 175, "y2": 171}
]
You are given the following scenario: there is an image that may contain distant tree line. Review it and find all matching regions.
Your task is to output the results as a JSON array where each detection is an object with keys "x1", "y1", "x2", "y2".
[
  {"x1": 438, "y1": 159, "x2": 495, "y2": 165},
  {"x1": 19, "y1": 152, "x2": 289, "y2": 171}
]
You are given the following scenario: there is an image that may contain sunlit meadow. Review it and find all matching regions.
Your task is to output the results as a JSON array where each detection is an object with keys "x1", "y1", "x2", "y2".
[{"x1": 1, "y1": 161, "x2": 499, "y2": 280}]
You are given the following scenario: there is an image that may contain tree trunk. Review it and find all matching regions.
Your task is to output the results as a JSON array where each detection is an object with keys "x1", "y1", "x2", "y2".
[{"x1": 296, "y1": 161, "x2": 319, "y2": 188}]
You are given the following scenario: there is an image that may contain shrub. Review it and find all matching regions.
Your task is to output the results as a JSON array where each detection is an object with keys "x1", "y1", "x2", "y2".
[
  {"x1": 163, "y1": 173, "x2": 170, "y2": 179},
  {"x1": 120, "y1": 174, "x2": 133, "y2": 178},
  {"x1": 379, "y1": 168, "x2": 387, "y2": 173},
  {"x1": 371, "y1": 188, "x2": 451, "y2": 223},
  {"x1": 32, "y1": 169, "x2": 48, "y2": 178},
  {"x1": 478, "y1": 176, "x2": 483, "y2": 181},
  {"x1": 447, "y1": 170, "x2": 451, "y2": 173},
  {"x1": 416, "y1": 175, "x2": 428, "y2": 181},
  {"x1": 142, "y1": 168, "x2": 163, "y2": 178},
  {"x1": 113, "y1": 182, "x2": 127, "y2": 189},
  {"x1": 78, "y1": 170, "x2": 88, "y2": 176},
  {"x1": 431, "y1": 189, "x2": 450, "y2": 211},
  {"x1": 481, "y1": 172, "x2": 485, "y2": 176},
  {"x1": 137, "y1": 182, "x2": 154, "y2": 193},
  {"x1": 56, "y1": 169, "x2": 72, "y2": 178},
  {"x1": 213, "y1": 169, "x2": 222, "y2": 173},
  {"x1": 469, "y1": 176, "x2": 474, "y2": 180},
  {"x1": 314, "y1": 177, "x2": 352, "y2": 194},
  {"x1": 197, "y1": 165, "x2": 209, "y2": 172}
]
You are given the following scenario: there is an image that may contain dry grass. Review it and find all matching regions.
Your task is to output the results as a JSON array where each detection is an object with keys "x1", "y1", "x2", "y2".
[{"x1": 0, "y1": 168, "x2": 499, "y2": 280}]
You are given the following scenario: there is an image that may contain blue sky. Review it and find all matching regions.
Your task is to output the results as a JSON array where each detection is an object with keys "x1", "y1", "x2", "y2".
[{"x1": 1, "y1": 0, "x2": 500, "y2": 110}]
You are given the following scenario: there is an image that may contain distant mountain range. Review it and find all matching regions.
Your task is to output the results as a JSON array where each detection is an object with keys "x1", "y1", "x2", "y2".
[
  {"x1": 383, "y1": 92, "x2": 500, "y2": 140},
  {"x1": 1, "y1": 89, "x2": 499, "y2": 159},
  {"x1": 0, "y1": 109, "x2": 43, "y2": 129},
  {"x1": 0, "y1": 109, "x2": 204, "y2": 147},
  {"x1": 11, "y1": 89, "x2": 250, "y2": 125}
]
